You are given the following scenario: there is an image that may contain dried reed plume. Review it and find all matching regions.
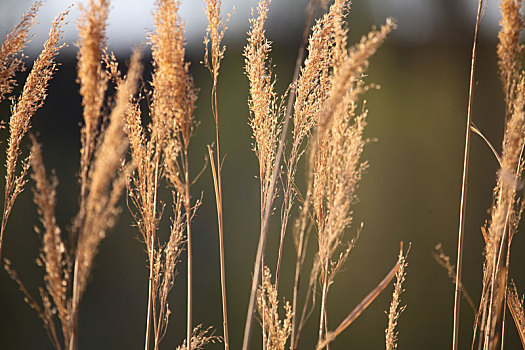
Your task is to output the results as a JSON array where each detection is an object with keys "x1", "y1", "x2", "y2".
[
  {"x1": 204, "y1": 0, "x2": 230, "y2": 348},
  {"x1": 73, "y1": 48, "x2": 142, "y2": 307},
  {"x1": 125, "y1": 1, "x2": 198, "y2": 349},
  {"x1": 472, "y1": 0, "x2": 525, "y2": 347},
  {"x1": 242, "y1": 0, "x2": 395, "y2": 348},
  {"x1": 244, "y1": 0, "x2": 281, "y2": 222},
  {"x1": 313, "y1": 17, "x2": 394, "y2": 346},
  {"x1": 0, "y1": 7, "x2": 68, "y2": 260},
  {"x1": 175, "y1": 325, "x2": 221, "y2": 350},
  {"x1": 463, "y1": 0, "x2": 525, "y2": 348},
  {"x1": 76, "y1": 0, "x2": 109, "y2": 207},
  {"x1": 7, "y1": 48, "x2": 143, "y2": 350},
  {"x1": 257, "y1": 266, "x2": 293, "y2": 350},
  {"x1": 497, "y1": 0, "x2": 523, "y2": 113},
  {"x1": 0, "y1": 1, "x2": 42, "y2": 102},
  {"x1": 385, "y1": 247, "x2": 408, "y2": 350},
  {"x1": 274, "y1": 0, "x2": 348, "y2": 285},
  {"x1": 4, "y1": 137, "x2": 71, "y2": 349},
  {"x1": 30, "y1": 136, "x2": 70, "y2": 347},
  {"x1": 5, "y1": 42, "x2": 141, "y2": 348},
  {"x1": 241, "y1": 0, "x2": 322, "y2": 345}
]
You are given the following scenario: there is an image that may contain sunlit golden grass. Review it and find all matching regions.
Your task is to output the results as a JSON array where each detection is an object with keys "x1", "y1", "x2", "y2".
[{"x1": 4, "y1": 0, "x2": 525, "y2": 349}]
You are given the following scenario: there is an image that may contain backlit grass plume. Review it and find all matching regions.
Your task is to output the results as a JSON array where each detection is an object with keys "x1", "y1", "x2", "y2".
[
  {"x1": 5, "y1": 47, "x2": 142, "y2": 350},
  {"x1": 125, "y1": 1, "x2": 200, "y2": 349},
  {"x1": 0, "y1": 1, "x2": 42, "y2": 102},
  {"x1": 474, "y1": 1, "x2": 525, "y2": 348},
  {"x1": 243, "y1": 1, "x2": 398, "y2": 349},
  {"x1": 0, "y1": 7, "x2": 68, "y2": 260}
]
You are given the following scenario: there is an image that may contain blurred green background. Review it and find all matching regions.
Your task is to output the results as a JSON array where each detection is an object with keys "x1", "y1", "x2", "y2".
[{"x1": 1, "y1": 0, "x2": 524, "y2": 349}]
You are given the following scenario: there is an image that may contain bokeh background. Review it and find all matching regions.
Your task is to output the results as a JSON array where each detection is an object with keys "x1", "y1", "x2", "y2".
[{"x1": 1, "y1": 0, "x2": 524, "y2": 349}]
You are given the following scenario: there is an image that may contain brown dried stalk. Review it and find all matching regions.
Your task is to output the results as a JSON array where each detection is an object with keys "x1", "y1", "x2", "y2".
[
  {"x1": 452, "y1": 1, "x2": 483, "y2": 348},
  {"x1": 290, "y1": 150, "x2": 315, "y2": 350},
  {"x1": 0, "y1": 1, "x2": 41, "y2": 102},
  {"x1": 204, "y1": 0, "x2": 230, "y2": 348},
  {"x1": 0, "y1": 7, "x2": 68, "y2": 260}
]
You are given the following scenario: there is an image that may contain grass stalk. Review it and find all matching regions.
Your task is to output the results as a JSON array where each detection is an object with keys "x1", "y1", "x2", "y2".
[
  {"x1": 145, "y1": 153, "x2": 160, "y2": 350},
  {"x1": 204, "y1": 0, "x2": 230, "y2": 346},
  {"x1": 208, "y1": 143, "x2": 229, "y2": 350},
  {"x1": 210, "y1": 81, "x2": 229, "y2": 350},
  {"x1": 452, "y1": 1, "x2": 484, "y2": 348}
]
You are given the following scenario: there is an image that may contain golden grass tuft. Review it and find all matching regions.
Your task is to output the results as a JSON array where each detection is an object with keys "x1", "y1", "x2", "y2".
[
  {"x1": 385, "y1": 248, "x2": 408, "y2": 350},
  {"x1": 1, "y1": 1, "x2": 404, "y2": 349},
  {"x1": 125, "y1": 1, "x2": 199, "y2": 349},
  {"x1": 76, "y1": 0, "x2": 110, "y2": 205},
  {"x1": 0, "y1": 7, "x2": 69, "y2": 260},
  {"x1": 257, "y1": 266, "x2": 293, "y2": 350},
  {"x1": 0, "y1": 1, "x2": 42, "y2": 102}
]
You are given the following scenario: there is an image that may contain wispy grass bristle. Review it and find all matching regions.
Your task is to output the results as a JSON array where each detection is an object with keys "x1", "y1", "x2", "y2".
[
  {"x1": 257, "y1": 266, "x2": 293, "y2": 350},
  {"x1": 0, "y1": 7, "x2": 69, "y2": 260},
  {"x1": 0, "y1": 1, "x2": 42, "y2": 102},
  {"x1": 385, "y1": 248, "x2": 408, "y2": 350}
]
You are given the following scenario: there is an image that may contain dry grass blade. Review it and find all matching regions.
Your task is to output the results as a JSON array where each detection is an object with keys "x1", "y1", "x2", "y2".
[
  {"x1": 0, "y1": 7, "x2": 69, "y2": 260},
  {"x1": 0, "y1": 1, "x2": 42, "y2": 102},
  {"x1": 507, "y1": 282, "x2": 525, "y2": 348},
  {"x1": 316, "y1": 252, "x2": 401, "y2": 350}
]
